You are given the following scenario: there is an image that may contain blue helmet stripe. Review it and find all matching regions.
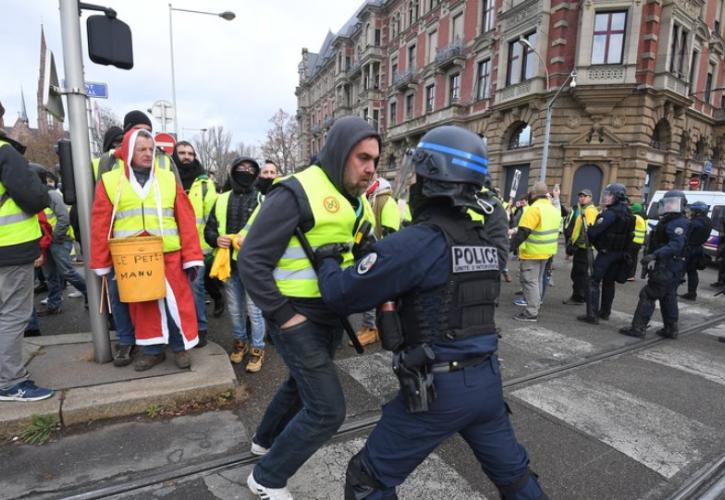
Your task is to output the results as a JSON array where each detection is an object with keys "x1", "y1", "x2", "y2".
[
  {"x1": 418, "y1": 141, "x2": 488, "y2": 168},
  {"x1": 451, "y1": 157, "x2": 488, "y2": 174}
]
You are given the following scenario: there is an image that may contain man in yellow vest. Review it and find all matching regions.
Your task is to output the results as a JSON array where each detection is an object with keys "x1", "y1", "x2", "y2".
[
  {"x1": 563, "y1": 188, "x2": 599, "y2": 304},
  {"x1": 173, "y1": 141, "x2": 217, "y2": 347},
  {"x1": 205, "y1": 157, "x2": 267, "y2": 372},
  {"x1": 628, "y1": 202, "x2": 646, "y2": 281},
  {"x1": 0, "y1": 135, "x2": 54, "y2": 401},
  {"x1": 510, "y1": 182, "x2": 562, "y2": 321},
  {"x1": 239, "y1": 116, "x2": 378, "y2": 499}
]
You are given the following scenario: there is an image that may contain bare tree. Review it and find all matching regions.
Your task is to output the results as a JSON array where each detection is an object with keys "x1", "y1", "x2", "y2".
[
  {"x1": 235, "y1": 141, "x2": 260, "y2": 161},
  {"x1": 89, "y1": 104, "x2": 121, "y2": 154},
  {"x1": 261, "y1": 109, "x2": 300, "y2": 175},
  {"x1": 194, "y1": 126, "x2": 236, "y2": 187}
]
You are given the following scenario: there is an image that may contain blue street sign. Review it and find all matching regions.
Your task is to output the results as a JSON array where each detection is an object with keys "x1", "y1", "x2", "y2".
[
  {"x1": 704, "y1": 160, "x2": 713, "y2": 175},
  {"x1": 85, "y1": 81, "x2": 108, "y2": 99}
]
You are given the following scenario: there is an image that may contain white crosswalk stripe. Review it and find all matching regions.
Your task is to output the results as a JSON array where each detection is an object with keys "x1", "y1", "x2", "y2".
[
  {"x1": 638, "y1": 344, "x2": 725, "y2": 387},
  {"x1": 500, "y1": 326, "x2": 596, "y2": 360},
  {"x1": 678, "y1": 303, "x2": 713, "y2": 317},
  {"x1": 336, "y1": 351, "x2": 398, "y2": 399},
  {"x1": 702, "y1": 323, "x2": 725, "y2": 337},
  {"x1": 512, "y1": 374, "x2": 719, "y2": 479}
]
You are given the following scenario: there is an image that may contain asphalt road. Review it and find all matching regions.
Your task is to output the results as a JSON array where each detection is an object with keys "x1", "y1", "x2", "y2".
[{"x1": 6, "y1": 252, "x2": 725, "y2": 499}]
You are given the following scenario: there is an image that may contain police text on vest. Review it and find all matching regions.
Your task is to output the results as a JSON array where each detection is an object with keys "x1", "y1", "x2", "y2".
[{"x1": 451, "y1": 246, "x2": 498, "y2": 273}]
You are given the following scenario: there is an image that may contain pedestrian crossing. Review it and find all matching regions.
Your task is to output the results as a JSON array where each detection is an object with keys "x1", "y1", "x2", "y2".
[
  {"x1": 500, "y1": 326, "x2": 596, "y2": 360},
  {"x1": 335, "y1": 351, "x2": 397, "y2": 399},
  {"x1": 637, "y1": 344, "x2": 725, "y2": 387}
]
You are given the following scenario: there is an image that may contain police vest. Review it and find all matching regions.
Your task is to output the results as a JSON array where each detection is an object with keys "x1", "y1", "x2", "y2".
[
  {"x1": 687, "y1": 215, "x2": 713, "y2": 247},
  {"x1": 188, "y1": 176, "x2": 216, "y2": 254},
  {"x1": 213, "y1": 190, "x2": 259, "y2": 261},
  {"x1": 633, "y1": 214, "x2": 646, "y2": 245},
  {"x1": 519, "y1": 199, "x2": 561, "y2": 258},
  {"x1": 273, "y1": 165, "x2": 371, "y2": 298},
  {"x1": 101, "y1": 167, "x2": 180, "y2": 252},
  {"x1": 0, "y1": 141, "x2": 42, "y2": 247},
  {"x1": 399, "y1": 212, "x2": 499, "y2": 345},
  {"x1": 592, "y1": 204, "x2": 634, "y2": 252}
]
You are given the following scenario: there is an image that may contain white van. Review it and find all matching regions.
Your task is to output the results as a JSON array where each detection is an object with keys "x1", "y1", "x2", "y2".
[{"x1": 645, "y1": 190, "x2": 724, "y2": 257}]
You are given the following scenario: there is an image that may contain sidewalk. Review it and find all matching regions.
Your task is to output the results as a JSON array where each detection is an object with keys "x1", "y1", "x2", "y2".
[{"x1": 0, "y1": 333, "x2": 240, "y2": 439}]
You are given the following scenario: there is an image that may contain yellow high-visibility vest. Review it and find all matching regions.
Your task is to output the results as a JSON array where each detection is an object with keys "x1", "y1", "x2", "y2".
[
  {"x1": 633, "y1": 214, "x2": 646, "y2": 245},
  {"x1": 519, "y1": 198, "x2": 561, "y2": 259},
  {"x1": 0, "y1": 141, "x2": 41, "y2": 247},
  {"x1": 188, "y1": 176, "x2": 217, "y2": 254},
  {"x1": 43, "y1": 207, "x2": 57, "y2": 229},
  {"x1": 565, "y1": 203, "x2": 599, "y2": 248},
  {"x1": 213, "y1": 191, "x2": 242, "y2": 261},
  {"x1": 101, "y1": 166, "x2": 180, "y2": 252}
]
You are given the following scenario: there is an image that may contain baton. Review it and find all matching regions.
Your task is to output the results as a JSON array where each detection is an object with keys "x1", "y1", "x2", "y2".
[{"x1": 293, "y1": 227, "x2": 364, "y2": 354}]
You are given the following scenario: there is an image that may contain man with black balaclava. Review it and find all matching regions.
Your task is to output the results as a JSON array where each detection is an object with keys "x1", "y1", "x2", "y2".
[
  {"x1": 173, "y1": 141, "x2": 217, "y2": 347},
  {"x1": 255, "y1": 160, "x2": 279, "y2": 201},
  {"x1": 205, "y1": 158, "x2": 266, "y2": 372}
]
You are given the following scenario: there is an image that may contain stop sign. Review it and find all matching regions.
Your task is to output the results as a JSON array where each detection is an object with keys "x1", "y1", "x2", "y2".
[
  {"x1": 689, "y1": 176, "x2": 701, "y2": 190},
  {"x1": 154, "y1": 132, "x2": 176, "y2": 155}
]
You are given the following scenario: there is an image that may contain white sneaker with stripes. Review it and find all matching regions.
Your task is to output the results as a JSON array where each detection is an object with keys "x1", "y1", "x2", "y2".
[{"x1": 247, "y1": 472, "x2": 293, "y2": 500}]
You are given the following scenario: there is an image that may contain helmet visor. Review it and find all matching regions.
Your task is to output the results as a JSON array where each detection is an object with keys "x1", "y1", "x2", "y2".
[{"x1": 658, "y1": 196, "x2": 683, "y2": 215}]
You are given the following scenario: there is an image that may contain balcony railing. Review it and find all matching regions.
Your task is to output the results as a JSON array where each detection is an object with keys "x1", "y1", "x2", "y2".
[
  {"x1": 360, "y1": 44, "x2": 385, "y2": 64},
  {"x1": 347, "y1": 61, "x2": 362, "y2": 78},
  {"x1": 392, "y1": 67, "x2": 417, "y2": 91},
  {"x1": 435, "y1": 40, "x2": 465, "y2": 71}
]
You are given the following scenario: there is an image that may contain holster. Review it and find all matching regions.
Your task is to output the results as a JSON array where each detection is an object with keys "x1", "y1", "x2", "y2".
[
  {"x1": 392, "y1": 344, "x2": 437, "y2": 413},
  {"x1": 376, "y1": 303, "x2": 404, "y2": 351}
]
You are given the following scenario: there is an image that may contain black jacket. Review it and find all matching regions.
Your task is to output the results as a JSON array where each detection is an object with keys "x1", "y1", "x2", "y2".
[{"x1": 0, "y1": 139, "x2": 50, "y2": 266}]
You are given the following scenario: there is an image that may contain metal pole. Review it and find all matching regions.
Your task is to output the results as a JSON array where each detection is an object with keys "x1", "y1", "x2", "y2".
[
  {"x1": 540, "y1": 105, "x2": 553, "y2": 182},
  {"x1": 169, "y1": 3, "x2": 178, "y2": 136},
  {"x1": 58, "y1": 0, "x2": 111, "y2": 363}
]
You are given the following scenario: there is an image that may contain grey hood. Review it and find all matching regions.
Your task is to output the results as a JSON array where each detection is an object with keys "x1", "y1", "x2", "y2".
[{"x1": 317, "y1": 116, "x2": 380, "y2": 198}]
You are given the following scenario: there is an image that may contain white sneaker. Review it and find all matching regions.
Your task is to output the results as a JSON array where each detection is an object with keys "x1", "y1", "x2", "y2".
[
  {"x1": 250, "y1": 440, "x2": 269, "y2": 456},
  {"x1": 40, "y1": 298, "x2": 49, "y2": 305},
  {"x1": 68, "y1": 291, "x2": 83, "y2": 298},
  {"x1": 247, "y1": 472, "x2": 293, "y2": 500}
]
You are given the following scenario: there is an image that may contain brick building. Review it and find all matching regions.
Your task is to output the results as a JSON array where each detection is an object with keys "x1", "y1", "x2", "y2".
[{"x1": 296, "y1": 0, "x2": 725, "y2": 205}]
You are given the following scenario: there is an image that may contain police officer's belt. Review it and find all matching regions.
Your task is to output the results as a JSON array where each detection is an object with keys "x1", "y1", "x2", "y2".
[{"x1": 431, "y1": 353, "x2": 492, "y2": 373}]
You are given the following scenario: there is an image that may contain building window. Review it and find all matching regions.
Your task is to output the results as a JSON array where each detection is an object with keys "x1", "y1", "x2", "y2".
[
  {"x1": 509, "y1": 123, "x2": 533, "y2": 149},
  {"x1": 391, "y1": 58, "x2": 398, "y2": 84},
  {"x1": 427, "y1": 30, "x2": 438, "y2": 64},
  {"x1": 425, "y1": 84, "x2": 435, "y2": 111},
  {"x1": 392, "y1": 13, "x2": 400, "y2": 38},
  {"x1": 374, "y1": 29, "x2": 381, "y2": 46},
  {"x1": 670, "y1": 24, "x2": 689, "y2": 77},
  {"x1": 689, "y1": 49, "x2": 699, "y2": 94},
  {"x1": 372, "y1": 109, "x2": 379, "y2": 131},
  {"x1": 452, "y1": 12, "x2": 464, "y2": 41},
  {"x1": 408, "y1": 44, "x2": 417, "y2": 70},
  {"x1": 507, "y1": 32, "x2": 536, "y2": 85},
  {"x1": 406, "y1": 93, "x2": 415, "y2": 119},
  {"x1": 476, "y1": 59, "x2": 491, "y2": 100},
  {"x1": 705, "y1": 63, "x2": 715, "y2": 104},
  {"x1": 389, "y1": 101, "x2": 397, "y2": 126},
  {"x1": 481, "y1": 0, "x2": 495, "y2": 33},
  {"x1": 449, "y1": 72, "x2": 461, "y2": 102},
  {"x1": 408, "y1": 1, "x2": 419, "y2": 25},
  {"x1": 591, "y1": 11, "x2": 626, "y2": 65}
]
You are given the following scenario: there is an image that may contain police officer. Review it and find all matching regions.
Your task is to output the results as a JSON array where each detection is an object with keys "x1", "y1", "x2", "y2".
[
  {"x1": 316, "y1": 126, "x2": 547, "y2": 499},
  {"x1": 239, "y1": 117, "x2": 378, "y2": 499},
  {"x1": 679, "y1": 201, "x2": 712, "y2": 300},
  {"x1": 619, "y1": 190, "x2": 690, "y2": 339},
  {"x1": 577, "y1": 183, "x2": 634, "y2": 324}
]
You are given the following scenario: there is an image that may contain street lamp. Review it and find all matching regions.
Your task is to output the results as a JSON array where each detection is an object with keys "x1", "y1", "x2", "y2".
[
  {"x1": 519, "y1": 38, "x2": 576, "y2": 182},
  {"x1": 168, "y1": 4, "x2": 235, "y2": 136}
]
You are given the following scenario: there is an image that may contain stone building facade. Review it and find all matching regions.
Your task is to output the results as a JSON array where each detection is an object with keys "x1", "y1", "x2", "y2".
[{"x1": 296, "y1": 0, "x2": 725, "y2": 205}]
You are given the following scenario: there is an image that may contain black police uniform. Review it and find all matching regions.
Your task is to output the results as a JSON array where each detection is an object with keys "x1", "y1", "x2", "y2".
[
  {"x1": 317, "y1": 207, "x2": 546, "y2": 499},
  {"x1": 578, "y1": 202, "x2": 633, "y2": 323},
  {"x1": 681, "y1": 212, "x2": 712, "y2": 299},
  {"x1": 620, "y1": 212, "x2": 689, "y2": 338}
]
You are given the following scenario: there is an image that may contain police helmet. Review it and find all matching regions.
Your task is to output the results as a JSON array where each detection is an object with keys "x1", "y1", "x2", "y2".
[
  {"x1": 658, "y1": 189, "x2": 688, "y2": 215},
  {"x1": 411, "y1": 126, "x2": 488, "y2": 187},
  {"x1": 688, "y1": 200, "x2": 709, "y2": 214},
  {"x1": 601, "y1": 183, "x2": 627, "y2": 205}
]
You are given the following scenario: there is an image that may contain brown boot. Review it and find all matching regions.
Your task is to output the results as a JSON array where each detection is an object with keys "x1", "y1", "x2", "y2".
[
  {"x1": 246, "y1": 348, "x2": 265, "y2": 373},
  {"x1": 134, "y1": 352, "x2": 166, "y2": 372},
  {"x1": 349, "y1": 327, "x2": 379, "y2": 347},
  {"x1": 229, "y1": 340, "x2": 249, "y2": 364},
  {"x1": 174, "y1": 351, "x2": 191, "y2": 369}
]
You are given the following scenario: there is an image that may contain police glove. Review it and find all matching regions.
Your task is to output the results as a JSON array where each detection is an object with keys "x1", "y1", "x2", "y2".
[
  {"x1": 641, "y1": 254, "x2": 656, "y2": 265},
  {"x1": 314, "y1": 243, "x2": 349, "y2": 267}
]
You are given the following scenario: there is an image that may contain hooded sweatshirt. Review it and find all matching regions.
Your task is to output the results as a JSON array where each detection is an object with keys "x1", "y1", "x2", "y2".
[{"x1": 238, "y1": 117, "x2": 379, "y2": 327}]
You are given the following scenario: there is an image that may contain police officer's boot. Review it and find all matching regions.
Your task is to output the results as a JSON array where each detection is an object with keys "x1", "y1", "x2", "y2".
[
  {"x1": 679, "y1": 292, "x2": 697, "y2": 300},
  {"x1": 656, "y1": 322, "x2": 678, "y2": 339},
  {"x1": 619, "y1": 312, "x2": 647, "y2": 338}
]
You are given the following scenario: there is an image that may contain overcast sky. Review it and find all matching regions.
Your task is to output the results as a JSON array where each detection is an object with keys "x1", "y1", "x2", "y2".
[{"x1": 1, "y1": 0, "x2": 363, "y2": 147}]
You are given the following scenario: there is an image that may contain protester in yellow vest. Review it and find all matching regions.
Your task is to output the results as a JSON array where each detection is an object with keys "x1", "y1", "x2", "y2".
[
  {"x1": 510, "y1": 181, "x2": 562, "y2": 322},
  {"x1": 562, "y1": 188, "x2": 599, "y2": 304},
  {"x1": 238, "y1": 116, "x2": 378, "y2": 497},
  {"x1": 204, "y1": 157, "x2": 267, "y2": 372},
  {"x1": 628, "y1": 202, "x2": 646, "y2": 280},
  {"x1": 0, "y1": 135, "x2": 54, "y2": 402},
  {"x1": 90, "y1": 129, "x2": 203, "y2": 372}
]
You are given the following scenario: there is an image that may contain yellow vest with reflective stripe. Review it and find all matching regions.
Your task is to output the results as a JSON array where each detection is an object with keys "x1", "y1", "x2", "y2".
[
  {"x1": 519, "y1": 199, "x2": 561, "y2": 259},
  {"x1": 379, "y1": 196, "x2": 401, "y2": 233},
  {"x1": 213, "y1": 191, "x2": 242, "y2": 261},
  {"x1": 565, "y1": 203, "x2": 599, "y2": 248},
  {"x1": 0, "y1": 141, "x2": 42, "y2": 247},
  {"x1": 633, "y1": 214, "x2": 646, "y2": 245},
  {"x1": 44, "y1": 207, "x2": 57, "y2": 229},
  {"x1": 188, "y1": 176, "x2": 217, "y2": 254},
  {"x1": 274, "y1": 165, "x2": 371, "y2": 298},
  {"x1": 101, "y1": 167, "x2": 180, "y2": 252}
]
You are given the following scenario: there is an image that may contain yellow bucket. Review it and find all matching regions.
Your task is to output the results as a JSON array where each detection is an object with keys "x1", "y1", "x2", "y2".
[{"x1": 108, "y1": 236, "x2": 166, "y2": 303}]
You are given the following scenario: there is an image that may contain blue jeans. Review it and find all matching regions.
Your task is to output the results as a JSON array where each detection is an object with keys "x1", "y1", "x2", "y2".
[
  {"x1": 27, "y1": 308, "x2": 39, "y2": 331},
  {"x1": 44, "y1": 240, "x2": 87, "y2": 310},
  {"x1": 191, "y1": 265, "x2": 207, "y2": 332},
  {"x1": 226, "y1": 271, "x2": 265, "y2": 348},
  {"x1": 108, "y1": 269, "x2": 135, "y2": 346},
  {"x1": 252, "y1": 320, "x2": 345, "y2": 488},
  {"x1": 143, "y1": 304, "x2": 186, "y2": 354}
]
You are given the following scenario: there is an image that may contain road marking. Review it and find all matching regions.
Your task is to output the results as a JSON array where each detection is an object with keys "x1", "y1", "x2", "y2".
[
  {"x1": 702, "y1": 323, "x2": 725, "y2": 337},
  {"x1": 638, "y1": 345, "x2": 725, "y2": 387},
  {"x1": 500, "y1": 326, "x2": 596, "y2": 360},
  {"x1": 512, "y1": 374, "x2": 716, "y2": 478},
  {"x1": 288, "y1": 437, "x2": 488, "y2": 499},
  {"x1": 336, "y1": 351, "x2": 398, "y2": 399},
  {"x1": 678, "y1": 303, "x2": 713, "y2": 317}
]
